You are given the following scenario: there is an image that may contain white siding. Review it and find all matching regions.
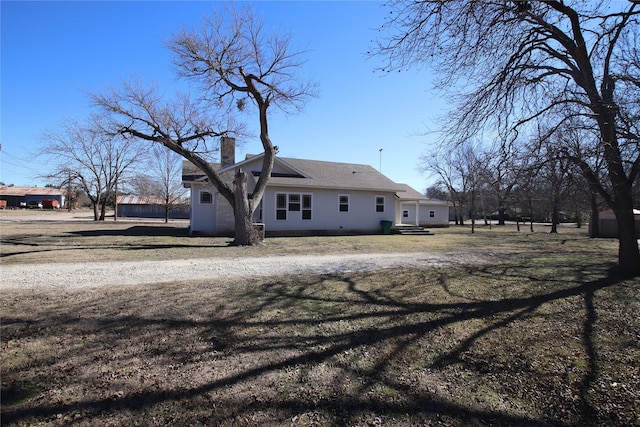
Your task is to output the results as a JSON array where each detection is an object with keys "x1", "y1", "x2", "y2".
[
  {"x1": 260, "y1": 188, "x2": 396, "y2": 232},
  {"x1": 190, "y1": 185, "x2": 217, "y2": 234},
  {"x1": 398, "y1": 202, "x2": 418, "y2": 225},
  {"x1": 189, "y1": 185, "x2": 236, "y2": 236},
  {"x1": 396, "y1": 200, "x2": 449, "y2": 227},
  {"x1": 418, "y1": 204, "x2": 449, "y2": 226},
  {"x1": 184, "y1": 156, "x2": 445, "y2": 235}
]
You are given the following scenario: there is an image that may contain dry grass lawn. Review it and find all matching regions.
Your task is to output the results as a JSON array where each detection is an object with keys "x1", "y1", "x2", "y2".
[{"x1": 1, "y1": 216, "x2": 639, "y2": 426}]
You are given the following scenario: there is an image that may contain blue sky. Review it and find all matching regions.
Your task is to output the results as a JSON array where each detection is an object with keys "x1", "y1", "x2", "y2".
[{"x1": 1, "y1": 1, "x2": 445, "y2": 192}]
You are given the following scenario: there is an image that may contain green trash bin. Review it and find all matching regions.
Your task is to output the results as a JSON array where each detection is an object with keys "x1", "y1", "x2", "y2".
[{"x1": 380, "y1": 220, "x2": 393, "y2": 235}]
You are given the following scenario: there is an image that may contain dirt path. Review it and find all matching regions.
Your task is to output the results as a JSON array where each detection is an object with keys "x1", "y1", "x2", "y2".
[{"x1": 0, "y1": 252, "x2": 487, "y2": 290}]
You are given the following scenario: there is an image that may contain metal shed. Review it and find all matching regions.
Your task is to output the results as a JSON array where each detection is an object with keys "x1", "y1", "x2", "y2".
[
  {"x1": 0, "y1": 186, "x2": 65, "y2": 208},
  {"x1": 116, "y1": 195, "x2": 189, "y2": 219},
  {"x1": 592, "y1": 209, "x2": 640, "y2": 238}
]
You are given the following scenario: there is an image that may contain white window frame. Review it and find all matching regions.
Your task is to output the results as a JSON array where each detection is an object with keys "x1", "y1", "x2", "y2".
[
  {"x1": 403, "y1": 210, "x2": 409, "y2": 218},
  {"x1": 276, "y1": 192, "x2": 313, "y2": 220},
  {"x1": 276, "y1": 193, "x2": 287, "y2": 220},
  {"x1": 302, "y1": 194, "x2": 312, "y2": 220},
  {"x1": 200, "y1": 191, "x2": 213, "y2": 204},
  {"x1": 339, "y1": 194, "x2": 350, "y2": 212},
  {"x1": 375, "y1": 196, "x2": 385, "y2": 213},
  {"x1": 429, "y1": 210, "x2": 435, "y2": 218},
  {"x1": 288, "y1": 194, "x2": 301, "y2": 212}
]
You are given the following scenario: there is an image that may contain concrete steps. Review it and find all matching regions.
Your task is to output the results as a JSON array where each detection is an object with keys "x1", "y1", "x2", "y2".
[{"x1": 395, "y1": 224, "x2": 435, "y2": 235}]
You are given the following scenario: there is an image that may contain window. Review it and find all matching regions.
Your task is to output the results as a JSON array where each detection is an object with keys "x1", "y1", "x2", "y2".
[
  {"x1": 403, "y1": 210, "x2": 409, "y2": 218},
  {"x1": 288, "y1": 194, "x2": 301, "y2": 211},
  {"x1": 339, "y1": 195, "x2": 349, "y2": 212},
  {"x1": 276, "y1": 193, "x2": 287, "y2": 220},
  {"x1": 375, "y1": 196, "x2": 385, "y2": 213},
  {"x1": 429, "y1": 210, "x2": 435, "y2": 218},
  {"x1": 200, "y1": 191, "x2": 213, "y2": 204},
  {"x1": 302, "y1": 195, "x2": 312, "y2": 220},
  {"x1": 276, "y1": 193, "x2": 313, "y2": 220}
]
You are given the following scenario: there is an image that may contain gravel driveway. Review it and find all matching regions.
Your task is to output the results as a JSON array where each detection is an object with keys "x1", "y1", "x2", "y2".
[{"x1": 0, "y1": 252, "x2": 488, "y2": 290}]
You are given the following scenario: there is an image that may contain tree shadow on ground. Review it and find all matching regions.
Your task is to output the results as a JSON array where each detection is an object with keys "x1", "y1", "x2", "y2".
[
  {"x1": 2, "y1": 260, "x2": 638, "y2": 426},
  {"x1": 0, "y1": 226, "x2": 231, "y2": 260},
  {"x1": 69, "y1": 225, "x2": 190, "y2": 237}
]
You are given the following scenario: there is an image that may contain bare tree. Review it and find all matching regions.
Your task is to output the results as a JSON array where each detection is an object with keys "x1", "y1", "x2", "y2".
[
  {"x1": 131, "y1": 145, "x2": 188, "y2": 223},
  {"x1": 516, "y1": 164, "x2": 545, "y2": 232},
  {"x1": 42, "y1": 118, "x2": 143, "y2": 221},
  {"x1": 95, "y1": 5, "x2": 316, "y2": 245},
  {"x1": 481, "y1": 140, "x2": 528, "y2": 227},
  {"x1": 425, "y1": 183, "x2": 448, "y2": 201},
  {"x1": 555, "y1": 120, "x2": 610, "y2": 237},
  {"x1": 455, "y1": 142, "x2": 487, "y2": 234},
  {"x1": 421, "y1": 140, "x2": 487, "y2": 232},
  {"x1": 421, "y1": 147, "x2": 467, "y2": 226},
  {"x1": 539, "y1": 137, "x2": 573, "y2": 233},
  {"x1": 375, "y1": 1, "x2": 640, "y2": 274},
  {"x1": 94, "y1": 81, "x2": 236, "y2": 214}
]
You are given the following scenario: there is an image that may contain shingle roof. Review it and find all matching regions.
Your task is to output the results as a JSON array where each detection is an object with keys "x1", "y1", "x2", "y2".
[
  {"x1": 394, "y1": 184, "x2": 450, "y2": 205},
  {"x1": 182, "y1": 160, "x2": 220, "y2": 182},
  {"x1": 182, "y1": 156, "x2": 405, "y2": 193},
  {"x1": 393, "y1": 184, "x2": 426, "y2": 200},
  {"x1": 267, "y1": 157, "x2": 405, "y2": 192}
]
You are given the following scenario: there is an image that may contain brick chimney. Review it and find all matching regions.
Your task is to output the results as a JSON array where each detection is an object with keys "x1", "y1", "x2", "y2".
[{"x1": 221, "y1": 136, "x2": 235, "y2": 168}]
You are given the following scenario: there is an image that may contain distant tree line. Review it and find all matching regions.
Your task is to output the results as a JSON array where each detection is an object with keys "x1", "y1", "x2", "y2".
[
  {"x1": 41, "y1": 117, "x2": 187, "y2": 222},
  {"x1": 422, "y1": 128, "x2": 640, "y2": 236},
  {"x1": 375, "y1": 1, "x2": 640, "y2": 275}
]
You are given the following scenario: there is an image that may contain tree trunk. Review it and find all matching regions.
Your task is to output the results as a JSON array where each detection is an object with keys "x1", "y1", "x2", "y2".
[
  {"x1": 550, "y1": 204, "x2": 559, "y2": 234},
  {"x1": 99, "y1": 201, "x2": 107, "y2": 221},
  {"x1": 596, "y1": 102, "x2": 640, "y2": 275},
  {"x1": 613, "y1": 197, "x2": 639, "y2": 276},
  {"x1": 232, "y1": 169, "x2": 262, "y2": 246},
  {"x1": 575, "y1": 211, "x2": 582, "y2": 228},
  {"x1": 470, "y1": 189, "x2": 475, "y2": 234},
  {"x1": 498, "y1": 206, "x2": 507, "y2": 226},
  {"x1": 92, "y1": 202, "x2": 99, "y2": 221},
  {"x1": 452, "y1": 201, "x2": 458, "y2": 225},
  {"x1": 589, "y1": 194, "x2": 599, "y2": 238},
  {"x1": 528, "y1": 195, "x2": 534, "y2": 233}
]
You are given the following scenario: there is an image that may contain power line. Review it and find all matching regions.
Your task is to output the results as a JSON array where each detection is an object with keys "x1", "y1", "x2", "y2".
[
  {"x1": 1, "y1": 158, "x2": 43, "y2": 172},
  {"x1": 1, "y1": 150, "x2": 50, "y2": 170}
]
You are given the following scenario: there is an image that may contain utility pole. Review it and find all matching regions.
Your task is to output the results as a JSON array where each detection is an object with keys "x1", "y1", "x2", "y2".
[
  {"x1": 114, "y1": 172, "x2": 118, "y2": 222},
  {"x1": 67, "y1": 169, "x2": 73, "y2": 212},
  {"x1": 379, "y1": 148, "x2": 383, "y2": 172},
  {"x1": 114, "y1": 153, "x2": 120, "y2": 222}
]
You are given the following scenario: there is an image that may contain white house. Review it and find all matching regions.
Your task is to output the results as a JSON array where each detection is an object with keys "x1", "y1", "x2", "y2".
[
  {"x1": 182, "y1": 138, "x2": 449, "y2": 236},
  {"x1": 394, "y1": 184, "x2": 450, "y2": 228}
]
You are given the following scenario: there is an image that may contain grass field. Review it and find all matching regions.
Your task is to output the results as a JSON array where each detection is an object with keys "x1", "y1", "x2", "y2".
[
  {"x1": 0, "y1": 210, "x2": 616, "y2": 264},
  {"x1": 1, "y1": 216, "x2": 639, "y2": 426}
]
